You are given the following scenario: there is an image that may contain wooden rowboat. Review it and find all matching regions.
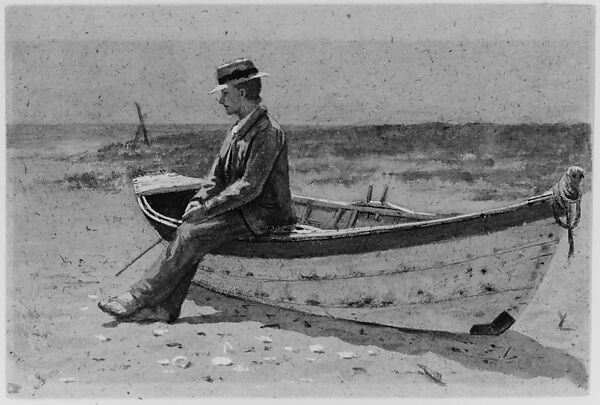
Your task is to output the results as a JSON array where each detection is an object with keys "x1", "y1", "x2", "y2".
[{"x1": 133, "y1": 170, "x2": 581, "y2": 335}]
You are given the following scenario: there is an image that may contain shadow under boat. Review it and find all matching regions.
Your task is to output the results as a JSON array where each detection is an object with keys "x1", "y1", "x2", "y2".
[{"x1": 179, "y1": 283, "x2": 588, "y2": 389}]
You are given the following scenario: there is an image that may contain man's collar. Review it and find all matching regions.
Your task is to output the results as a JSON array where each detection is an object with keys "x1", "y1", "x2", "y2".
[
  {"x1": 233, "y1": 105, "x2": 267, "y2": 139},
  {"x1": 233, "y1": 106, "x2": 259, "y2": 133}
]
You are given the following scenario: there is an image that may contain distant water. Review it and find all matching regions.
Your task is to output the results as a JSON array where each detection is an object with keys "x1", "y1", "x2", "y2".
[{"x1": 6, "y1": 39, "x2": 593, "y2": 125}]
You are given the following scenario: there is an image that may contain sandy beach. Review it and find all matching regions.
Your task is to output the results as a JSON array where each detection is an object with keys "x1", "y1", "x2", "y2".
[{"x1": 4, "y1": 123, "x2": 592, "y2": 399}]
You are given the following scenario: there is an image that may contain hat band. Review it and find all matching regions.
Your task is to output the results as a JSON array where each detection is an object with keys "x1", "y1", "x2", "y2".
[{"x1": 218, "y1": 67, "x2": 259, "y2": 85}]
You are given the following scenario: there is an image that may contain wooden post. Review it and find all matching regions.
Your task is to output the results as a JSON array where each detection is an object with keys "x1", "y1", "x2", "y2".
[
  {"x1": 135, "y1": 102, "x2": 151, "y2": 146},
  {"x1": 380, "y1": 185, "x2": 389, "y2": 204},
  {"x1": 366, "y1": 184, "x2": 373, "y2": 203}
]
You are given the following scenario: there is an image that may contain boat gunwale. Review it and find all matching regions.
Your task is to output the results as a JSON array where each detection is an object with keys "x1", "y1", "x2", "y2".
[{"x1": 137, "y1": 190, "x2": 554, "y2": 242}]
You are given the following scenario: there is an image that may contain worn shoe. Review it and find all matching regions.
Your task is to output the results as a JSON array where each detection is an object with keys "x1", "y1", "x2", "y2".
[
  {"x1": 97, "y1": 292, "x2": 144, "y2": 317},
  {"x1": 121, "y1": 306, "x2": 179, "y2": 324}
]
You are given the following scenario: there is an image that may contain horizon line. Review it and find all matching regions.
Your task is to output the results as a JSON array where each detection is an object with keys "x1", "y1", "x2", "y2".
[{"x1": 5, "y1": 121, "x2": 592, "y2": 127}]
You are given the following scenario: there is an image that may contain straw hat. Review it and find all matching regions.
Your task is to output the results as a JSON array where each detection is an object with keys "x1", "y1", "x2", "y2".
[{"x1": 209, "y1": 58, "x2": 269, "y2": 94}]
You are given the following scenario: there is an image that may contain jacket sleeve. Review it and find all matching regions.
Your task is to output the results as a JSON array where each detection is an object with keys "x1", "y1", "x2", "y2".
[
  {"x1": 203, "y1": 128, "x2": 283, "y2": 218},
  {"x1": 191, "y1": 156, "x2": 224, "y2": 202}
]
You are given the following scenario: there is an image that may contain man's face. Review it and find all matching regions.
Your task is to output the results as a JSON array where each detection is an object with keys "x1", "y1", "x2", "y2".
[{"x1": 218, "y1": 86, "x2": 244, "y2": 116}]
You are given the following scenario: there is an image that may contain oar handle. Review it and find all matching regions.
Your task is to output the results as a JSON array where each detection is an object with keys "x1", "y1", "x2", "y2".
[{"x1": 115, "y1": 238, "x2": 163, "y2": 277}]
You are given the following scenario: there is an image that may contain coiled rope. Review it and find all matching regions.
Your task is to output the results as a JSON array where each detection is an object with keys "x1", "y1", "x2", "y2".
[{"x1": 551, "y1": 167, "x2": 583, "y2": 258}]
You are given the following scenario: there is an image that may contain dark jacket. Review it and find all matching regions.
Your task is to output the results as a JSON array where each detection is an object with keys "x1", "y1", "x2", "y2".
[{"x1": 192, "y1": 105, "x2": 296, "y2": 235}]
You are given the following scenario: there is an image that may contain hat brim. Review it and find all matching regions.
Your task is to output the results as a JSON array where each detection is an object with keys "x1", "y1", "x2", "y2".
[{"x1": 209, "y1": 72, "x2": 269, "y2": 94}]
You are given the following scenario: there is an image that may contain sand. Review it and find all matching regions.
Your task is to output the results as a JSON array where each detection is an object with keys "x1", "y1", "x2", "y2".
[{"x1": 4, "y1": 130, "x2": 591, "y2": 399}]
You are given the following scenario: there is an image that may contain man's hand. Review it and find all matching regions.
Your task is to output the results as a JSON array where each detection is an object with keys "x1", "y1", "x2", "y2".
[{"x1": 182, "y1": 200, "x2": 208, "y2": 222}]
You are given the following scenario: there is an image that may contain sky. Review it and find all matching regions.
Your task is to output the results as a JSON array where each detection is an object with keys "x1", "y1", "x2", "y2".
[
  {"x1": 4, "y1": 3, "x2": 595, "y2": 125},
  {"x1": 5, "y1": 4, "x2": 593, "y2": 42}
]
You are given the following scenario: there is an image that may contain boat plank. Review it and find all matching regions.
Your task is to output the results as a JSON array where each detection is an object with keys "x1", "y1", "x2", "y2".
[
  {"x1": 202, "y1": 218, "x2": 560, "y2": 279},
  {"x1": 134, "y1": 173, "x2": 205, "y2": 195},
  {"x1": 347, "y1": 209, "x2": 359, "y2": 228},
  {"x1": 300, "y1": 202, "x2": 313, "y2": 223},
  {"x1": 196, "y1": 245, "x2": 553, "y2": 309},
  {"x1": 192, "y1": 276, "x2": 534, "y2": 333},
  {"x1": 318, "y1": 289, "x2": 533, "y2": 333},
  {"x1": 325, "y1": 209, "x2": 345, "y2": 229}
]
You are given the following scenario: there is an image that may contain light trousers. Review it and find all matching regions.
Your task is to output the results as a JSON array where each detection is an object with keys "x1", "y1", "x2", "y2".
[{"x1": 129, "y1": 210, "x2": 252, "y2": 316}]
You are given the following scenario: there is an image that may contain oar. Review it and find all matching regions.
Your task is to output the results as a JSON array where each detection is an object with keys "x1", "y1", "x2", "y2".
[{"x1": 115, "y1": 237, "x2": 163, "y2": 277}]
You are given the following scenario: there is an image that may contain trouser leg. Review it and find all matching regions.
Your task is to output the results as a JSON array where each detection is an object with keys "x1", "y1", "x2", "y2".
[
  {"x1": 157, "y1": 267, "x2": 197, "y2": 318},
  {"x1": 129, "y1": 210, "x2": 251, "y2": 308}
]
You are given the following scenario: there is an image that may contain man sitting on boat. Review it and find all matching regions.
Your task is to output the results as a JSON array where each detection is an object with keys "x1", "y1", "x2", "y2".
[{"x1": 98, "y1": 58, "x2": 297, "y2": 322}]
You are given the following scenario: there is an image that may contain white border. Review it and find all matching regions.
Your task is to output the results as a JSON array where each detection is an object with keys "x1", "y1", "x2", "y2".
[{"x1": 1, "y1": 2, "x2": 597, "y2": 405}]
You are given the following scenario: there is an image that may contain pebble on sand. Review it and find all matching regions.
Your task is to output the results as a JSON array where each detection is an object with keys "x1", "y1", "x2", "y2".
[
  {"x1": 309, "y1": 344, "x2": 325, "y2": 353},
  {"x1": 417, "y1": 364, "x2": 445, "y2": 386},
  {"x1": 211, "y1": 357, "x2": 233, "y2": 366},
  {"x1": 337, "y1": 351, "x2": 356, "y2": 359},
  {"x1": 59, "y1": 377, "x2": 75, "y2": 383},
  {"x1": 80, "y1": 306, "x2": 89, "y2": 311},
  {"x1": 367, "y1": 349, "x2": 379, "y2": 356},
  {"x1": 153, "y1": 329, "x2": 169, "y2": 337},
  {"x1": 256, "y1": 336, "x2": 273, "y2": 343},
  {"x1": 7, "y1": 383, "x2": 21, "y2": 394},
  {"x1": 157, "y1": 359, "x2": 170, "y2": 366},
  {"x1": 172, "y1": 355, "x2": 191, "y2": 369},
  {"x1": 87, "y1": 294, "x2": 98, "y2": 300},
  {"x1": 94, "y1": 334, "x2": 111, "y2": 342}
]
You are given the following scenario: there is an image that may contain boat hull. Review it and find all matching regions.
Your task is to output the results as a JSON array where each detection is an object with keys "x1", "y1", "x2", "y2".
[
  {"x1": 194, "y1": 217, "x2": 562, "y2": 333},
  {"x1": 132, "y1": 173, "x2": 567, "y2": 333}
]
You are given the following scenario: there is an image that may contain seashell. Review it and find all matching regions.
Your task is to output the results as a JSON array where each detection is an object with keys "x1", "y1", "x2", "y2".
[
  {"x1": 337, "y1": 351, "x2": 356, "y2": 359},
  {"x1": 152, "y1": 329, "x2": 168, "y2": 337},
  {"x1": 211, "y1": 357, "x2": 233, "y2": 366},
  {"x1": 172, "y1": 355, "x2": 191, "y2": 369},
  {"x1": 309, "y1": 344, "x2": 324, "y2": 353}
]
